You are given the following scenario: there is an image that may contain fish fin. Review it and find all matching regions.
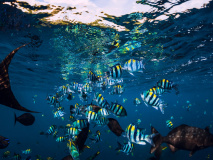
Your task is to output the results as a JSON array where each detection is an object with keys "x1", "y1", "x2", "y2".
[
  {"x1": 144, "y1": 133, "x2": 158, "y2": 146},
  {"x1": 150, "y1": 126, "x2": 163, "y2": 156},
  {"x1": 143, "y1": 101, "x2": 149, "y2": 107},
  {"x1": 137, "y1": 141, "x2": 146, "y2": 145},
  {"x1": 14, "y1": 112, "x2": 17, "y2": 126},
  {"x1": 152, "y1": 106, "x2": 158, "y2": 110},
  {"x1": 158, "y1": 104, "x2": 165, "y2": 114},
  {"x1": 167, "y1": 144, "x2": 178, "y2": 152},
  {"x1": 128, "y1": 72, "x2": 135, "y2": 76}
]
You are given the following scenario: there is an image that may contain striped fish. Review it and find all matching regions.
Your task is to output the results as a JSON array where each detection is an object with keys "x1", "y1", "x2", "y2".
[
  {"x1": 56, "y1": 136, "x2": 68, "y2": 142},
  {"x1": 166, "y1": 120, "x2": 174, "y2": 129},
  {"x1": 70, "y1": 82, "x2": 83, "y2": 92},
  {"x1": 72, "y1": 119, "x2": 89, "y2": 129},
  {"x1": 85, "y1": 111, "x2": 99, "y2": 122},
  {"x1": 46, "y1": 125, "x2": 57, "y2": 135},
  {"x1": 123, "y1": 59, "x2": 144, "y2": 72},
  {"x1": 107, "y1": 63, "x2": 122, "y2": 79},
  {"x1": 46, "y1": 95, "x2": 58, "y2": 105},
  {"x1": 22, "y1": 149, "x2": 31, "y2": 154},
  {"x1": 88, "y1": 71, "x2": 98, "y2": 82},
  {"x1": 133, "y1": 98, "x2": 142, "y2": 105},
  {"x1": 67, "y1": 127, "x2": 81, "y2": 139},
  {"x1": 116, "y1": 141, "x2": 134, "y2": 155},
  {"x1": 94, "y1": 92, "x2": 109, "y2": 108},
  {"x1": 108, "y1": 103, "x2": 127, "y2": 117},
  {"x1": 97, "y1": 108, "x2": 110, "y2": 117},
  {"x1": 67, "y1": 139, "x2": 80, "y2": 160},
  {"x1": 83, "y1": 83, "x2": 93, "y2": 93},
  {"x1": 140, "y1": 91, "x2": 166, "y2": 114},
  {"x1": 157, "y1": 79, "x2": 179, "y2": 94},
  {"x1": 110, "y1": 85, "x2": 124, "y2": 95},
  {"x1": 125, "y1": 124, "x2": 156, "y2": 146},
  {"x1": 148, "y1": 86, "x2": 165, "y2": 95},
  {"x1": 95, "y1": 117, "x2": 109, "y2": 126}
]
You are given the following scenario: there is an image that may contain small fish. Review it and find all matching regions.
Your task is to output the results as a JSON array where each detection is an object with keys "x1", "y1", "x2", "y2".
[
  {"x1": 123, "y1": 98, "x2": 127, "y2": 103},
  {"x1": 123, "y1": 59, "x2": 144, "y2": 72},
  {"x1": 141, "y1": 91, "x2": 166, "y2": 114},
  {"x1": 85, "y1": 111, "x2": 99, "y2": 122},
  {"x1": 116, "y1": 141, "x2": 134, "y2": 155},
  {"x1": 53, "y1": 110, "x2": 65, "y2": 118},
  {"x1": 83, "y1": 83, "x2": 93, "y2": 93},
  {"x1": 109, "y1": 85, "x2": 124, "y2": 95},
  {"x1": 14, "y1": 113, "x2": 35, "y2": 126},
  {"x1": 67, "y1": 127, "x2": 81, "y2": 139},
  {"x1": 72, "y1": 119, "x2": 89, "y2": 129},
  {"x1": 89, "y1": 130, "x2": 101, "y2": 143},
  {"x1": 156, "y1": 79, "x2": 179, "y2": 94},
  {"x1": 46, "y1": 95, "x2": 58, "y2": 105},
  {"x1": 0, "y1": 136, "x2": 9, "y2": 149},
  {"x1": 70, "y1": 82, "x2": 83, "y2": 92},
  {"x1": 2, "y1": 150, "x2": 10, "y2": 158},
  {"x1": 67, "y1": 139, "x2": 80, "y2": 160},
  {"x1": 95, "y1": 117, "x2": 109, "y2": 126},
  {"x1": 125, "y1": 124, "x2": 156, "y2": 146},
  {"x1": 88, "y1": 71, "x2": 98, "y2": 82},
  {"x1": 56, "y1": 136, "x2": 68, "y2": 142},
  {"x1": 97, "y1": 108, "x2": 110, "y2": 117},
  {"x1": 22, "y1": 149, "x2": 31, "y2": 154},
  {"x1": 94, "y1": 92, "x2": 109, "y2": 108},
  {"x1": 133, "y1": 98, "x2": 142, "y2": 105},
  {"x1": 108, "y1": 103, "x2": 127, "y2": 117},
  {"x1": 166, "y1": 120, "x2": 174, "y2": 129},
  {"x1": 46, "y1": 125, "x2": 57, "y2": 135},
  {"x1": 106, "y1": 63, "x2": 122, "y2": 79},
  {"x1": 52, "y1": 130, "x2": 58, "y2": 138},
  {"x1": 148, "y1": 86, "x2": 166, "y2": 95}
]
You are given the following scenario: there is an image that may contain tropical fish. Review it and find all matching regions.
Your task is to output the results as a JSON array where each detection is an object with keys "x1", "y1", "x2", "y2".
[
  {"x1": 70, "y1": 103, "x2": 81, "y2": 116},
  {"x1": 83, "y1": 83, "x2": 93, "y2": 93},
  {"x1": 125, "y1": 124, "x2": 156, "y2": 146},
  {"x1": 46, "y1": 125, "x2": 57, "y2": 135},
  {"x1": 133, "y1": 98, "x2": 142, "y2": 105},
  {"x1": 56, "y1": 136, "x2": 68, "y2": 142},
  {"x1": 108, "y1": 103, "x2": 127, "y2": 117},
  {"x1": 89, "y1": 130, "x2": 101, "y2": 143},
  {"x1": 116, "y1": 141, "x2": 134, "y2": 155},
  {"x1": 52, "y1": 130, "x2": 58, "y2": 138},
  {"x1": 46, "y1": 95, "x2": 58, "y2": 105},
  {"x1": 2, "y1": 150, "x2": 10, "y2": 158},
  {"x1": 87, "y1": 71, "x2": 98, "y2": 82},
  {"x1": 148, "y1": 86, "x2": 166, "y2": 95},
  {"x1": 106, "y1": 63, "x2": 122, "y2": 79},
  {"x1": 67, "y1": 139, "x2": 80, "y2": 160},
  {"x1": 166, "y1": 120, "x2": 174, "y2": 129},
  {"x1": 0, "y1": 136, "x2": 9, "y2": 149},
  {"x1": 97, "y1": 108, "x2": 109, "y2": 117},
  {"x1": 22, "y1": 149, "x2": 32, "y2": 154},
  {"x1": 123, "y1": 59, "x2": 144, "y2": 72},
  {"x1": 141, "y1": 91, "x2": 166, "y2": 114},
  {"x1": 150, "y1": 124, "x2": 213, "y2": 158},
  {"x1": 0, "y1": 43, "x2": 39, "y2": 113},
  {"x1": 14, "y1": 113, "x2": 35, "y2": 126},
  {"x1": 107, "y1": 118, "x2": 124, "y2": 136},
  {"x1": 70, "y1": 82, "x2": 83, "y2": 93},
  {"x1": 95, "y1": 117, "x2": 109, "y2": 126},
  {"x1": 72, "y1": 119, "x2": 89, "y2": 129},
  {"x1": 85, "y1": 111, "x2": 99, "y2": 122},
  {"x1": 93, "y1": 92, "x2": 109, "y2": 108},
  {"x1": 53, "y1": 110, "x2": 65, "y2": 118},
  {"x1": 67, "y1": 127, "x2": 81, "y2": 139},
  {"x1": 109, "y1": 85, "x2": 124, "y2": 95},
  {"x1": 156, "y1": 79, "x2": 179, "y2": 94}
]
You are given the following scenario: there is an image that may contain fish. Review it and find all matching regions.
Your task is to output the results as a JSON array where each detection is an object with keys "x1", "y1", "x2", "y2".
[
  {"x1": 156, "y1": 79, "x2": 179, "y2": 94},
  {"x1": 133, "y1": 98, "x2": 142, "y2": 105},
  {"x1": 89, "y1": 130, "x2": 101, "y2": 143},
  {"x1": 22, "y1": 149, "x2": 31, "y2": 154},
  {"x1": 115, "y1": 141, "x2": 134, "y2": 155},
  {"x1": 14, "y1": 113, "x2": 35, "y2": 126},
  {"x1": 87, "y1": 71, "x2": 98, "y2": 82},
  {"x1": 150, "y1": 124, "x2": 213, "y2": 158},
  {"x1": 109, "y1": 85, "x2": 124, "y2": 95},
  {"x1": 72, "y1": 119, "x2": 89, "y2": 129},
  {"x1": 56, "y1": 136, "x2": 68, "y2": 142},
  {"x1": 123, "y1": 59, "x2": 144, "y2": 72},
  {"x1": 125, "y1": 124, "x2": 156, "y2": 146},
  {"x1": 67, "y1": 127, "x2": 81, "y2": 139},
  {"x1": 0, "y1": 43, "x2": 39, "y2": 113},
  {"x1": 108, "y1": 102, "x2": 127, "y2": 117},
  {"x1": 2, "y1": 150, "x2": 10, "y2": 158},
  {"x1": 95, "y1": 117, "x2": 109, "y2": 126},
  {"x1": 148, "y1": 86, "x2": 166, "y2": 95},
  {"x1": 86, "y1": 151, "x2": 100, "y2": 160},
  {"x1": 107, "y1": 118, "x2": 124, "y2": 136},
  {"x1": 166, "y1": 120, "x2": 174, "y2": 129},
  {"x1": 85, "y1": 111, "x2": 99, "y2": 122},
  {"x1": 83, "y1": 83, "x2": 93, "y2": 93},
  {"x1": 70, "y1": 82, "x2": 83, "y2": 93},
  {"x1": 141, "y1": 91, "x2": 166, "y2": 114},
  {"x1": 93, "y1": 92, "x2": 109, "y2": 108},
  {"x1": 106, "y1": 63, "x2": 122, "y2": 79},
  {"x1": 46, "y1": 95, "x2": 58, "y2": 105},
  {"x1": 67, "y1": 139, "x2": 80, "y2": 160},
  {"x1": 46, "y1": 125, "x2": 57, "y2": 135},
  {"x1": 0, "y1": 136, "x2": 9, "y2": 149},
  {"x1": 97, "y1": 108, "x2": 109, "y2": 117},
  {"x1": 13, "y1": 153, "x2": 21, "y2": 160},
  {"x1": 53, "y1": 110, "x2": 65, "y2": 118}
]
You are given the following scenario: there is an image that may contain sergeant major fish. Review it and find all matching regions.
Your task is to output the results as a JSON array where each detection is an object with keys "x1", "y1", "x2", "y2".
[
  {"x1": 106, "y1": 63, "x2": 122, "y2": 79},
  {"x1": 116, "y1": 141, "x2": 134, "y2": 155},
  {"x1": 156, "y1": 79, "x2": 179, "y2": 95},
  {"x1": 123, "y1": 59, "x2": 144, "y2": 72}
]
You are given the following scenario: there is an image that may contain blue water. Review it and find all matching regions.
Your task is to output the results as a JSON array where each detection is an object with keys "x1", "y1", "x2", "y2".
[{"x1": 0, "y1": 0, "x2": 213, "y2": 159}]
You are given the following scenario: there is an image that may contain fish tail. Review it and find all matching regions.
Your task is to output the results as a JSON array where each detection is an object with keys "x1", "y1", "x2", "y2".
[
  {"x1": 115, "y1": 141, "x2": 122, "y2": 151},
  {"x1": 144, "y1": 133, "x2": 158, "y2": 146},
  {"x1": 14, "y1": 112, "x2": 17, "y2": 126},
  {"x1": 150, "y1": 126, "x2": 163, "y2": 160},
  {"x1": 159, "y1": 103, "x2": 165, "y2": 114}
]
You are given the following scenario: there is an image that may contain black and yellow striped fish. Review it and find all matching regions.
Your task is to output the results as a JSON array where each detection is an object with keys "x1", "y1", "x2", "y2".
[
  {"x1": 94, "y1": 92, "x2": 109, "y2": 108},
  {"x1": 46, "y1": 125, "x2": 57, "y2": 135},
  {"x1": 157, "y1": 79, "x2": 179, "y2": 94},
  {"x1": 108, "y1": 103, "x2": 127, "y2": 117},
  {"x1": 148, "y1": 86, "x2": 165, "y2": 95},
  {"x1": 166, "y1": 120, "x2": 174, "y2": 129},
  {"x1": 107, "y1": 63, "x2": 122, "y2": 79},
  {"x1": 72, "y1": 119, "x2": 89, "y2": 129},
  {"x1": 85, "y1": 111, "x2": 99, "y2": 122},
  {"x1": 141, "y1": 91, "x2": 165, "y2": 114},
  {"x1": 88, "y1": 71, "x2": 98, "y2": 82},
  {"x1": 56, "y1": 136, "x2": 68, "y2": 142}
]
